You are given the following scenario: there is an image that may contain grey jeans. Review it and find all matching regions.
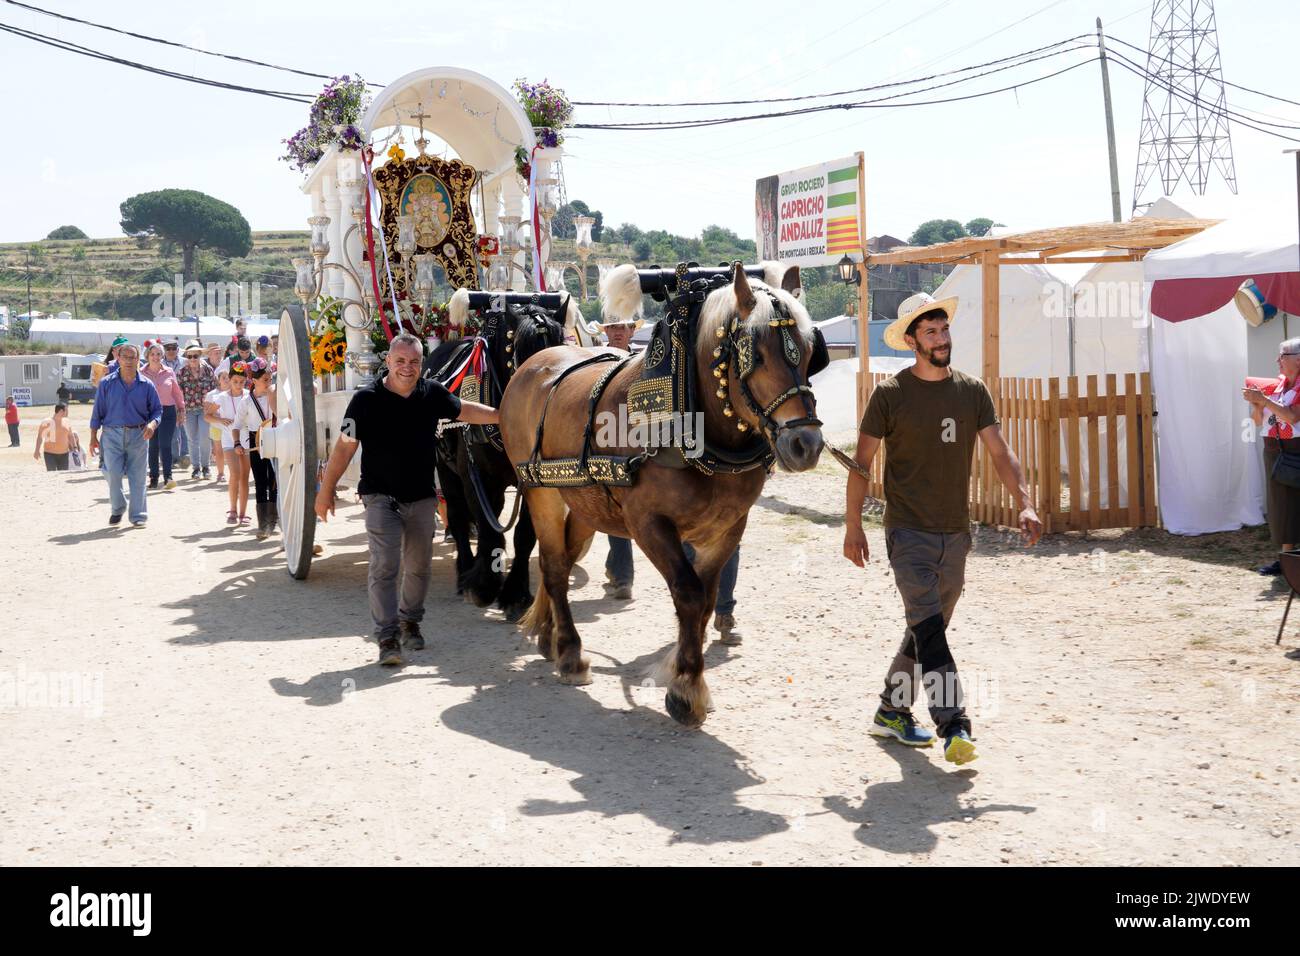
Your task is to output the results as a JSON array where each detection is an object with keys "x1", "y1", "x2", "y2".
[
  {"x1": 363, "y1": 494, "x2": 438, "y2": 640},
  {"x1": 880, "y1": 527, "x2": 972, "y2": 737}
]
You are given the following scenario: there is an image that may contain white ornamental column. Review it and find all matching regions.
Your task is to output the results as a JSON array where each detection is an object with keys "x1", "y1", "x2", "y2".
[
  {"x1": 335, "y1": 161, "x2": 368, "y2": 389},
  {"x1": 500, "y1": 176, "x2": 526, "y2": 291},
  {"x1": 322, "y1": 169, "x2": 344, "y2": 300}
]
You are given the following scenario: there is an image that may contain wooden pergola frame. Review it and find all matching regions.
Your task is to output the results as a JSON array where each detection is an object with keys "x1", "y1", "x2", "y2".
[{"x1": 852, "y1": 217, "x2": 1219, "y2": 420}]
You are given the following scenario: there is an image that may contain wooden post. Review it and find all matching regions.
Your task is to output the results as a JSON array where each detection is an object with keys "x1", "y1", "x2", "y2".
[
  {"x1": 981, "y1": 250, "x2": 1000, "y2": 380},
  {"x1": 854, "y1": 152, "x2": 870, "y2": 425}
]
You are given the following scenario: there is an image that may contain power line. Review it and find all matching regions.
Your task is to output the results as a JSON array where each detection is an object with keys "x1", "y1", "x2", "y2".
[
  {"x1": 0, "y1": 19, "x2": 313, "y2": 102},
  {"x1": 573, "y1": 34, "x2": 1090, "y2": 107},
  {"x1": 574, "y1": 54, "x2": 1101, "y2": 131},
  {"x1": 1104, "y1": 31, "x2": 1300, "y2": 110},
  {"x1": 3, "y1": 0, "x2": 382, "y2": 87},
  {"x1": 1104, "y1": 47, "x2": 1300, "y2": 144}
]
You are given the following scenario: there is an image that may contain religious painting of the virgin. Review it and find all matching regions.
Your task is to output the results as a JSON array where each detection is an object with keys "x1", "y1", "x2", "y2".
[{"x1": 401, "y1": 174, "x2": 453, "y2": 248}]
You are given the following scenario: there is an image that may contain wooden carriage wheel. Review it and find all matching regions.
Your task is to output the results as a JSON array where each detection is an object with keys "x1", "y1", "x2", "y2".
[{"x1": 262, "y1": 305, "x2": 318, "y2": 580}]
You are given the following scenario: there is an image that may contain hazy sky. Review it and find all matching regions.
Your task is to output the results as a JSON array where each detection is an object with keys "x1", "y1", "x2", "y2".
[{"x1": 1, "y1": 0, "x2": 1296, "y2": 244}]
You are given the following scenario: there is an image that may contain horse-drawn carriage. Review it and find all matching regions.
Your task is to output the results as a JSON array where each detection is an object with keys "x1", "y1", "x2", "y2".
[
  {"x1": 261, "y1": 67, "x2": 832, "y2": 726},
  {"x1": 262, "y1": 66, "x2": 597, "y2": 579}
]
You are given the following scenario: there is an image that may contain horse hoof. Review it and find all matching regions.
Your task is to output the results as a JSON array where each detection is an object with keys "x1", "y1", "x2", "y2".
[
  {"x1": 501, "y1": 596, "x2": 532, "y2": 623},
  {"x1": 665, "y1": 690, "x2": 705, "y2": 728},
  {"x1": 558, "y1": 666, "x2": 592, "y2": 686},
  {"x1": 465, "y1": 587, "x2": 494, "y2": 609}
]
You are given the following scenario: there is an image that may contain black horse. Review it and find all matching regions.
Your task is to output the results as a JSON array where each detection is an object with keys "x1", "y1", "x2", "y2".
[{"x1": 425, "y1": 291, "x2": 573, "y2": 620}]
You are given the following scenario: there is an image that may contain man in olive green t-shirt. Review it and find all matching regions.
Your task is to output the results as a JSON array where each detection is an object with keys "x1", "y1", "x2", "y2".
[{"x1": 843, "y1": 293, "x2": 1042, "y2": 766}]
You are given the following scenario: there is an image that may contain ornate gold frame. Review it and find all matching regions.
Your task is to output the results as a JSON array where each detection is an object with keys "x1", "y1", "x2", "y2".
[{"x1": 372, "y1": 153, "x2": 480, "y2": 300}]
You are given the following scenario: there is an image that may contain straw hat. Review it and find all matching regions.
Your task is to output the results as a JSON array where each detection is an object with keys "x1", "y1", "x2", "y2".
[
  {"x1": 595, "y1": 317, "x2": 644, "y2": 333},
  {"x1": 882, "y1": 292, "x2": 959, "y2": 352},
  {"x1": 182, "y1": 339, "x2": 204, "y2": 357}
]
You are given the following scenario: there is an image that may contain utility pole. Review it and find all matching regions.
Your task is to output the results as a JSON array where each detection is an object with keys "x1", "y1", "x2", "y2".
[
  {"x1": 24, "y1": 249, "x2": 32, "y2": 317},
  {"x1": 1097, "y1": 18, "x2": 1123, "y2": 222},
  {"x1": 70, "y1": 273, "x2": 77, "y2": 320}
]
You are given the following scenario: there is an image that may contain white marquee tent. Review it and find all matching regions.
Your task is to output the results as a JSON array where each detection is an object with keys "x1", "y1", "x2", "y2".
[{"x1": 1143, "y1": 199, "x2": 1300, "y2": 535}]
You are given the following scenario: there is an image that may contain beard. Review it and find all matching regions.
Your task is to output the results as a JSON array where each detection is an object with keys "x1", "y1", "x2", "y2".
[{"x1": 917, "y1": 342, "x2": 952, "y2": 367}]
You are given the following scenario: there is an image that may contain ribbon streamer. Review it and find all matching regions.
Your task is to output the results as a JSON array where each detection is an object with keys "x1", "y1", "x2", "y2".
[
  {"x1": 529, "y1": 144, "x2": 546, "y2": 292},
  {"x1": 361, "y1": 146, "x2": 397, "y2": 341}
]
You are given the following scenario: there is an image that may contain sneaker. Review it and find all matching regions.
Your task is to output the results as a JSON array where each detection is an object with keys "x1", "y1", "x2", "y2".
[
  {"x1": 943, "y1": 729, "x2": 978, "y2": 765},
  {"x1": 869, "y1": 708, "x2": 935, "y2": 747},
  {"x1": 108, "y1": 512, "x2": 123, "y2": 526},
  {"x1": 377, "y1": 636, "x2": 404, "y2": 666},
  {"x1": 399, "y1": 621, "x2": 425, "y2": 651},
  {"x1": 1258, "y1": 560, "x2": 1282, "y2": 576},
  {"x1": 130, "y1": 519, "x2": 147, "y2": 528},
  {"x1": 148, "y1": 478, "x2": 159, "y2": 490},
  {"x1": 164, "y1": 479, "x2": 177, "y2": 490},
  {"x1": 713, "y1": 612, "x2": 742, "y2": 645},
  {"x1": 202, "y1": 469, "x2": 211, "y2": 479},
  {"x1": 191, "y1": 469, "x2": 201, "y2": 480}
]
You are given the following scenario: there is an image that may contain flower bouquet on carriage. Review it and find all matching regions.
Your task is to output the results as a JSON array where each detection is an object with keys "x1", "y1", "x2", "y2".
[{"x1": 308, "y1": 297, "x2": 349, "y2": 387}]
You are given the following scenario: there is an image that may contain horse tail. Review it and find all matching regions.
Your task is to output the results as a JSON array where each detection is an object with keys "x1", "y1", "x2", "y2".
[{"x1": 517, "y1": 584, "x2": 552, "y2": 639}]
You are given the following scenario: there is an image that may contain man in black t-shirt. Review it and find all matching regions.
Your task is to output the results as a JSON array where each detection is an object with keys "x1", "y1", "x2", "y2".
[{"x1": 315, "y1": 333, "x2": 499, "y2": 666}]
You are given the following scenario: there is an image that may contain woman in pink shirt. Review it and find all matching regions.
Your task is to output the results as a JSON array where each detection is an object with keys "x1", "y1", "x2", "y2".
[{"x1": 141, "y1": 343, "x2": 185, "y2": 489}]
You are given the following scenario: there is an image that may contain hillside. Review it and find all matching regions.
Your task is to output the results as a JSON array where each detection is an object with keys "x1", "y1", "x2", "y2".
[
  {"x1": 0, "y1": 232, "x2": 311, "y2": 321},
  {"x1": 0, "y1": 225, "x2": 861, "y2": 327}
]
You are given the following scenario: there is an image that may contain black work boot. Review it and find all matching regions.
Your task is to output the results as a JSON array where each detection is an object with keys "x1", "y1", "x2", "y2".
[
  {"x1": 377, "y1": 635, "x2": 403, "y2": 666},
  {"x1": 399, "y1": 619, "x2": 425, "y2": 651}
]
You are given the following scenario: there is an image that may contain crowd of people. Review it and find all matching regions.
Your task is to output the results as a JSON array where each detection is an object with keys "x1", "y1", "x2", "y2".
[{"x1": 81, "y1": 327, "x2": 282, "y2": 535}]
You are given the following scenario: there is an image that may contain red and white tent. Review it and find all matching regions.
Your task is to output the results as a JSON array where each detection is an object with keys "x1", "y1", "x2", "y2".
[{"x1": 1143, "y1": 202, "x2": 1300, "y2": 535}]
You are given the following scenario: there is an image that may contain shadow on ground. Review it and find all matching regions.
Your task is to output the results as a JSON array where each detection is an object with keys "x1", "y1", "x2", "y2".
[{"x1": 823, "y1": 740, "x2": 1035, "y2": 855}]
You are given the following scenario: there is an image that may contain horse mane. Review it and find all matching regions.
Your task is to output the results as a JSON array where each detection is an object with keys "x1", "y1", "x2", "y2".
[
  {"x1": 511, "y1": 303, "x2": 565, "y2": 363},
  {"x1": 450, "y1": 286, "x2": 580, "y2": 340},
  {"x1": 695, "y1": 278, "x2": 813, "y2": 367}
]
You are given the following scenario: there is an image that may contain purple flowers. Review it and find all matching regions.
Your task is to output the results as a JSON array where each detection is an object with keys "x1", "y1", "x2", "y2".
[
  {"x1": 281, "y1": 75, "x2": 371, "y2": 173},
  {"x1": 513, "y1": 78, "x2": 573, "y2": 146}
]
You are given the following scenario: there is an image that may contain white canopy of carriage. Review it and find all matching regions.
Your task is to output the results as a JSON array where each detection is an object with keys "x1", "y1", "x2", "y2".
[{"x1": 299, "y1": 67, "x2": 541, "y2": 305}]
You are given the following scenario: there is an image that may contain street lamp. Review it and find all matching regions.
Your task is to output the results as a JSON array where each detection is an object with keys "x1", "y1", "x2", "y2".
[{"x1": 837, "y1": 254, "x2": 860, "y2": 285}]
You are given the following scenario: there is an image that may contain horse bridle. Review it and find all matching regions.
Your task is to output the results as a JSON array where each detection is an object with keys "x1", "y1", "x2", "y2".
[{"x1": 709, "y1": 288, "x2": 822, "y2": 445}]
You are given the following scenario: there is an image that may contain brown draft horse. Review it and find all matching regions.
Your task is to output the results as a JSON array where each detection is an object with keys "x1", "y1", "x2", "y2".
[{"x1": 498, "y1": 265, "x2": 824, "y2": 727}]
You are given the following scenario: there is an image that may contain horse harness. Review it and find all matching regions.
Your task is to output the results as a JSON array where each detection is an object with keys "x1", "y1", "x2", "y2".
[{"x1": 516, "y1": 262, "x2": 824, "y2": 489}]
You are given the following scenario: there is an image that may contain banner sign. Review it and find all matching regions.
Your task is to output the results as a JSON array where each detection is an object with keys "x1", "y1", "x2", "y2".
[
  {"x1": 10, "y1": 386, "x2": 32, "y2": 406},
  {"x1": 755, "y1": 152, "x2": 863, "y2": 267}
]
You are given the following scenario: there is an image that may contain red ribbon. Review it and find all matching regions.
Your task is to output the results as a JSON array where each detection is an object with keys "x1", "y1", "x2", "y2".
[
  {"x1": 532, "y1": 145, "x2": 546, "y2": 293},
  {"x1": 445, "y1": 338, "x2": 484, "y2": 393},
  {"x1": 361, "y1": 146, "x2": 396, "y2": 342}
]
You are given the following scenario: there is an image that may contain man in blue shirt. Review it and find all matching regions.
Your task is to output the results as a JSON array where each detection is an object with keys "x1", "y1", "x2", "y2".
[{"x1": 89, "y1": 343, "x2": 162, "y2": 526}]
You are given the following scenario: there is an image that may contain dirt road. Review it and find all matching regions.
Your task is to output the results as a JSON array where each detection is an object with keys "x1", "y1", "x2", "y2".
[{"x1": 1, "y1": 406, "x2": 1297, "y2": 865}]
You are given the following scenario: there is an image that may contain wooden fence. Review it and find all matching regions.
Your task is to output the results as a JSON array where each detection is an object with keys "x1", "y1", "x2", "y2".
[{"x1": 859, "y1": 372, "x2": 1158, "y2": 533}]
